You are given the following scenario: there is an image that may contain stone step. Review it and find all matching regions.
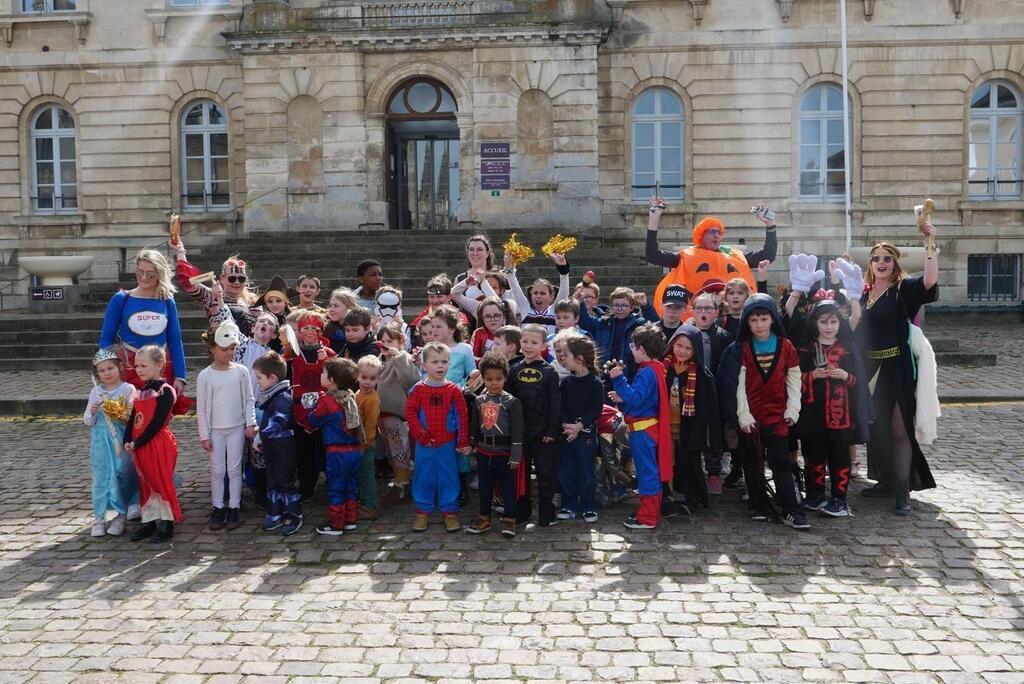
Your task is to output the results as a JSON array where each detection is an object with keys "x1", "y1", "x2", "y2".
[
  {"x1": 0, "y1": 310, "x2": 209, "y2": 333},
  {"x1": 0, "y1": 355, "x2": 208, "y2": 372},
  {"x1": 929, "y1": 338, "x2": 959, "y2": 353},
  {"x1": 935, "y1": 352, "x2": 997, "y2": 367},
  {"x1": 0, "y1": 342, "x2": 207, "y2": 359}
]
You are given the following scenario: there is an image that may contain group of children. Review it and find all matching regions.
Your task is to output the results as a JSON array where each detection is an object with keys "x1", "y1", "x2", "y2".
[{"x1": 87, "y1": 232, "x2": 872, "y2": 542}]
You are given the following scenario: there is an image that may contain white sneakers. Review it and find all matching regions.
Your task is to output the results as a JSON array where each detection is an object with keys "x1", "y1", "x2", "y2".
[
  {"x1": 126, "y1": 504, "x2": 142, "y2": 521},
  {"x1": 107, "y1": 514, "x2": 126, "y2": 536}
]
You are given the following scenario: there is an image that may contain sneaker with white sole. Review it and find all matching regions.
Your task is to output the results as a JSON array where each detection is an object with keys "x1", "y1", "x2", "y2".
[
  {"x1": 783, "y1": 511, "x2": 810, "y2": 530},
  {"x1": 106, "y1": 515, "x2": 126, "y2": 536},
  {"x1": 820, "y1": 499, "x2": 850, "y2": 517},
  {"x1": 556, "y1": 508, "x2": 576, "y2": 520},
  {"x1": 622, "y1": 516, "x2": 656, "y2": 530},
  {"x1": 126, "y1": 504, "x2": 142, "y2": 521},
  {"x1": 804, "y1": 493, "x2": 828, "y2": 511},
  {"x1": 90, "y1": 519, "x2": 106, "y2": 537},
  {"x1": 315, "y1": 522, "x2": 344, "y2": 536},
  {"x1": 582, "y1": 511, "x2": 598, "y2": 523}
]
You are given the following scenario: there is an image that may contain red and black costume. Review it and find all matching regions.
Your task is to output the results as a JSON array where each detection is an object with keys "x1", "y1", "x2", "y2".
[
  {"x1": 796, "y1": 295, "x2": 872, "y2": 503},
  {"x1": 284, "y1": 315, "x2": 338, "y2": 498},
  {"x1": 125, "y1": 379, "x2": 181, "y2": 524}
]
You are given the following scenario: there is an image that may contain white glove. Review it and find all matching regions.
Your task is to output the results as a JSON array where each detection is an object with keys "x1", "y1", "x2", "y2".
[
  {"x1": 300, "y1": 392, "x2": 320, "y2": 410},
  {"x1": 788, "y1": 253, "x2": 824, "y2": 293},
  {"x1": 833, "y1": 257, "x2": 864, "y2": 299}
]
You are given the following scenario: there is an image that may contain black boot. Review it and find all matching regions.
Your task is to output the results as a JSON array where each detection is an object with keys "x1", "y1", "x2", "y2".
[
  {"x1": 457, "y1": 473, "x2": 469, "y2": 507},
  {"x1": 130, "y1": 521, "x2": 156, "y2": 542},
  {"x1": 894, "y1": 481, "x2": 911, "y2": 516},
  {"x1": 861, "y1": 481, "x2": 893, "y2": 498},
  {"x1": 149, "y1": 520, "x2": 174, "y2": 543}
]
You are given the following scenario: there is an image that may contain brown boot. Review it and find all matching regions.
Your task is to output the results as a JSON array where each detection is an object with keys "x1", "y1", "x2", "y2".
[
  {"x1": 412, "y1": 512, "x2": 428, "y2": 532},
  {"x1": 443, "y1": 515, "x2": 461, "y2": 533},
  {"x1": 357, "y1": 504, "x2": 380, "y2": 521},
  {"x1": 501, "y1": 518, "x2": 516, "y2": 539},
  {"x1": 464, "y1": 516, "x2": 491, "y2": 534}
]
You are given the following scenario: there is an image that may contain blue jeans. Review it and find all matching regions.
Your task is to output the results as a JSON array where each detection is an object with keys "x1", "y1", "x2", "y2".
[{"x1": 559, "y1": 433, "x2": 598, "y2": 513}]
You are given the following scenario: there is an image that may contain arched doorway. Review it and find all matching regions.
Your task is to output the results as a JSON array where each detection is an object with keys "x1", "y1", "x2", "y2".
[{"x1": 385, "y1": 78, "x2": 459, "y2": 230}]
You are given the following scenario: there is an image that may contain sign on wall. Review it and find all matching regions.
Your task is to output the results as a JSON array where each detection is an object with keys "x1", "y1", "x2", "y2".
[{"x1": 480, "y1": 142, "x2": 511, "y2": 192}]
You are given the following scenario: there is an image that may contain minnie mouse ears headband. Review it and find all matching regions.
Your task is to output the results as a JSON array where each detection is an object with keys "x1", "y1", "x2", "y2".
[{"x1": 221, "y1": 258, "x2": 247, "y2": 277}]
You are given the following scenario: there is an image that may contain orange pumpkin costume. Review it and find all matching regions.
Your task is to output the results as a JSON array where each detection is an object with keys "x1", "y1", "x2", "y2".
[{"x1": 652, "y1": 217, "x2": 756, "y2": 316}]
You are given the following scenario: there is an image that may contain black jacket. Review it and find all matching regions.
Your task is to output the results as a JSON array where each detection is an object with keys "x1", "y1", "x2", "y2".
[
  {"x1": 507, "y1": 358, "x2": 561, "y2": 440},
  {"x1": 665, "y1": 325, "x2": 723, "y2": 452},
  {"x1": 335, "y1": 333, "x2": 380, "y2": 362}
]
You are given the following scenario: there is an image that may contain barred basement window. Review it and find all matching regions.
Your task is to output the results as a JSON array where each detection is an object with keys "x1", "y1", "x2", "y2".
[{"x1": 967, "y1": 254, "x2": 1022, "y2": 302}]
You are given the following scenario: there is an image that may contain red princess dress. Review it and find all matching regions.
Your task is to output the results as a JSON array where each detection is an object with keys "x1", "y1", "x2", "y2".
[{"x1": 126, "y1": 379, "x2": 182, "y2": 523}]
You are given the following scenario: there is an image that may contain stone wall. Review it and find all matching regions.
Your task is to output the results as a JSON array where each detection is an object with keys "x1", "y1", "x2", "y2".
[{"x1": 0, "y1": 0, "x2": 1021, "y2": 305}]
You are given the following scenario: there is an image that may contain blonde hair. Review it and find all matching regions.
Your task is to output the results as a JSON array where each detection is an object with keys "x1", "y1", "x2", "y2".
[
  {"x1": 329, "y1": 287, "x2": 358, "y2": 310},
  {"x1": 220, "y1": 254, "x2": 258, "y2": 306},
  {"x1": 135, "y1": 249, "x2": 176, "y2": 300},
  {"x1": 137, "y1": 344, "x2": 167, "y2": 367},
  {"x1": 421, "y1": 341, "x2": 450, "y2": 362},
  {"x1": 357, "y1": 355, "x2": 383, "y2": 373}
]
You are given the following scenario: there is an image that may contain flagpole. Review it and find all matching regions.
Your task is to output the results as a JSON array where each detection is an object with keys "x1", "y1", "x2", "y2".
[{"x1": 840, "y1": 0, "x2": 853, "y2": 250}]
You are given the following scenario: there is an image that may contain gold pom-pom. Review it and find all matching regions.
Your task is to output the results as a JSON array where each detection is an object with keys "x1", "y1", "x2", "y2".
[
  {"x1": 102, "y1": 397, "x2": 133, "y2": 423},
  {"x1": 541, "y1": 234, "x2": 578, "y2": 257},
  {"x1": 503, "y1": 233, "x2": 535, "y2": 267}
]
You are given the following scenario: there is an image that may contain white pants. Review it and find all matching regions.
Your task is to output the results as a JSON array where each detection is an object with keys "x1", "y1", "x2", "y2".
[{"x1": 210, "y1": 426, "x2": 245, "y2": 509}]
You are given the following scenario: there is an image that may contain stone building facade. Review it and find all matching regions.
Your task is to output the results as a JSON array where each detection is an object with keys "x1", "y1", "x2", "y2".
[{"x1": 1, "y1": 0, "x2": 1022, "y2": 305}]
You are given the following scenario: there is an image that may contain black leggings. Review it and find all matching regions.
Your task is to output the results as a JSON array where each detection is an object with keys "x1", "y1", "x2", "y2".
[{"x1": 801, "y1": 430, "x2": 851, "y2": 500}]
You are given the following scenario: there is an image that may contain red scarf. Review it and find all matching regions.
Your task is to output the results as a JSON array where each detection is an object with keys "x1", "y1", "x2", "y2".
[{"x1": 640, "y1": 360, "x2": 674, "y2": 484}]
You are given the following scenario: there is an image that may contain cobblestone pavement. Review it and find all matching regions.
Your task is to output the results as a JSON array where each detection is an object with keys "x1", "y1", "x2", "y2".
[{"x1": 0, "y1": 402, "x2": 1021, "y2": 683}]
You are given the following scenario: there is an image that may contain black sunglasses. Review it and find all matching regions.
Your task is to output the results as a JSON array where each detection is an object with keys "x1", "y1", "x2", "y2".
[{"x1": 226, "y1": 275, "x2": 247, "y2": 284}]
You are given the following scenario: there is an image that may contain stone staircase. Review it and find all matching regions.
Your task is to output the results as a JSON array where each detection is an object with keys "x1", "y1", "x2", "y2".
[{"x1": 0, "y1": 230, "x2": 664, "y2": 374}]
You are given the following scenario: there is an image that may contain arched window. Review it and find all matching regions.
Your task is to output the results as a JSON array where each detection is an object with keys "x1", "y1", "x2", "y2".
[
  {"x1": 30, "y1": 104, "x2": 77, "y2": 214},
  {"x1": 181, "y1": 100, "x2": 229, "y2": 211},
  {"x1": 631, "y1": 88, "x2": 684, "y2": 201},
  {"x1": 799, "y1": 84, "x2": 849, "y2": 201},
  {"x1": 968, "y1": 81, "x2": 1022, "y2": 199}
]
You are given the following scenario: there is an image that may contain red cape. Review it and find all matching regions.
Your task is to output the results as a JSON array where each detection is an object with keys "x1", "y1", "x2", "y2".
[{"x1": 640, "y1": 360, "x2": 674, "y2": 483}]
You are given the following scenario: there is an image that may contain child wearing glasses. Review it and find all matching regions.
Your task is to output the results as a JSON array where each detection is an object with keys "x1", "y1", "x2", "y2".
[
  {"x1": 578, "y1": 287, "x2": 660, "y2": 385},
  {"x1": 688, "y1": 290, "x2": 735, "y2": 494},
  {"x1": 471, "y1": 297, "x2": 514, "y2": 362}
]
